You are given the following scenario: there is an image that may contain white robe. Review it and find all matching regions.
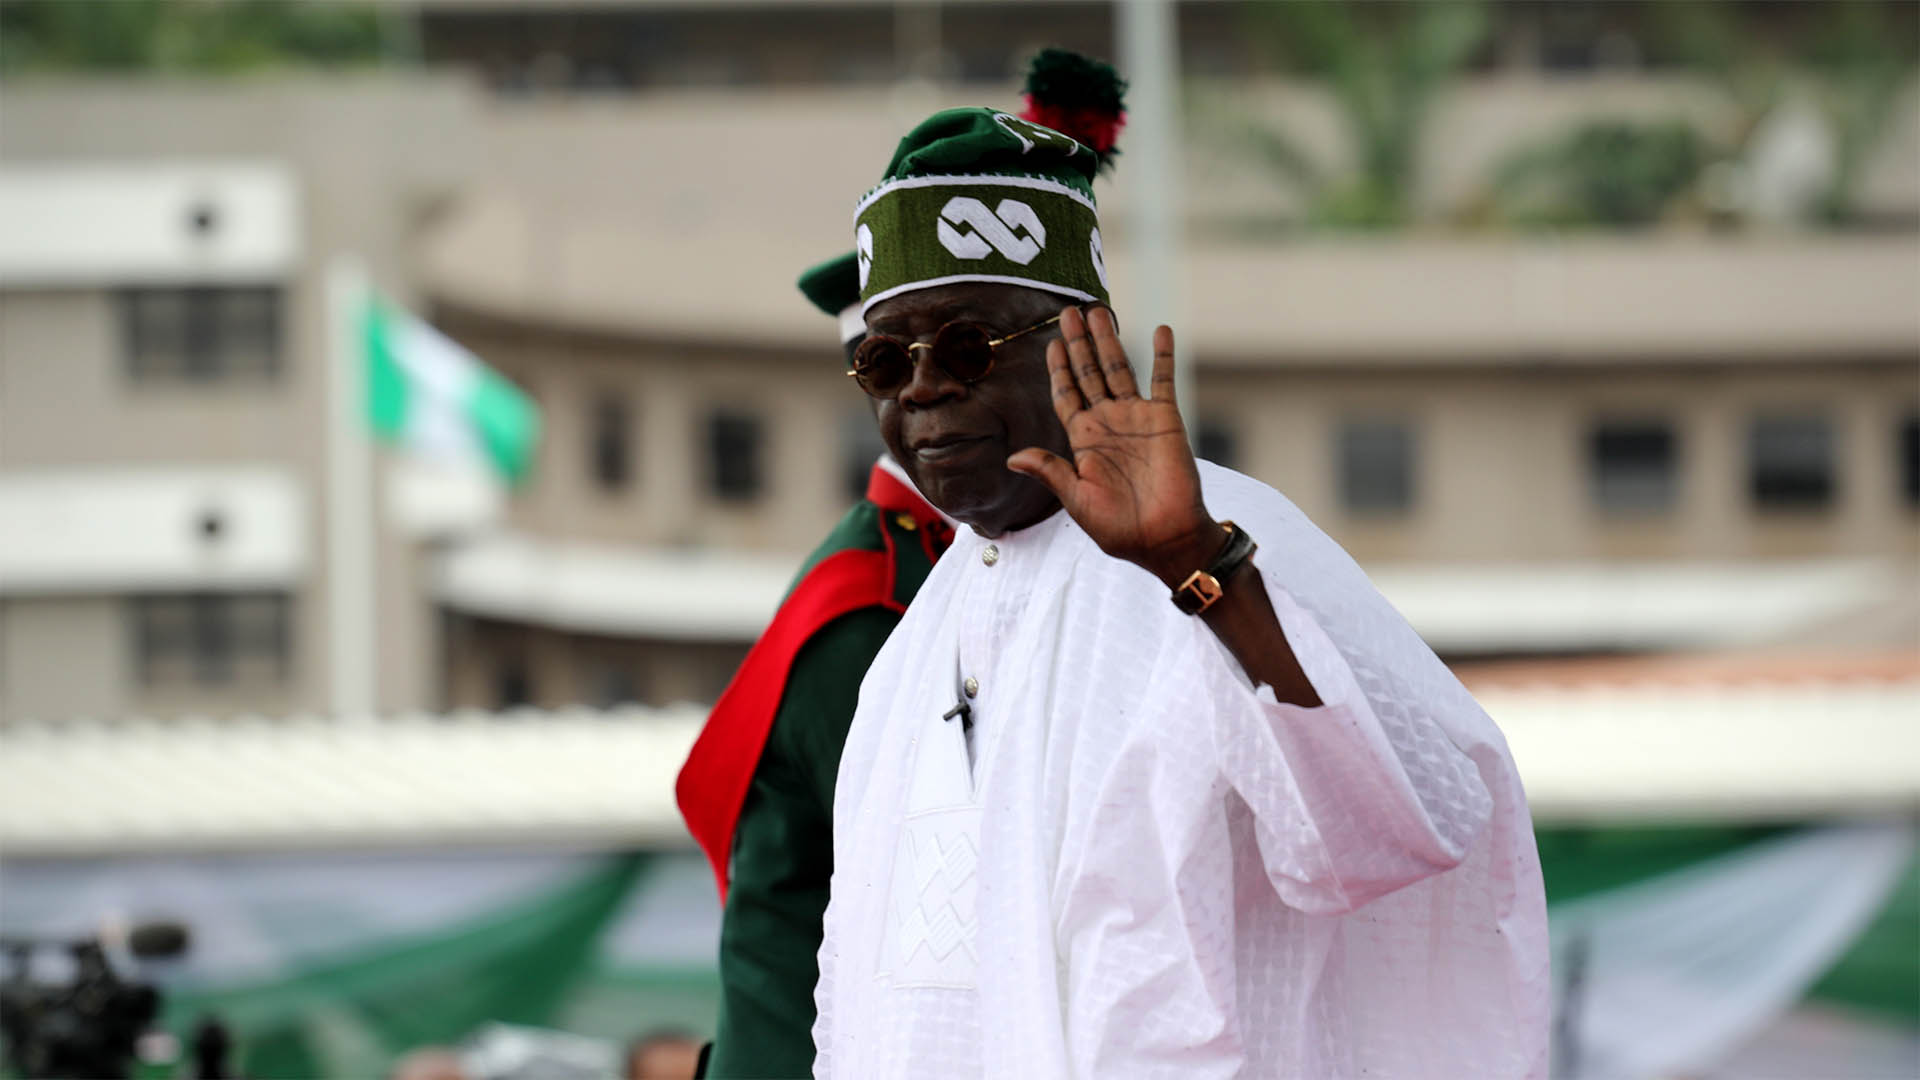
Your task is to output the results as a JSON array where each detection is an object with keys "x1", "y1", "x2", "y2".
[{"x1": 815, "y1": 462, "x2": 1551, "y2": 1079}]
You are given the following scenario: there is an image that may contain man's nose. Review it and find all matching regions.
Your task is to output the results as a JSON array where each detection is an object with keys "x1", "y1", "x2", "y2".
[{"x1": 896, "y1": 346, "x2": 963, "y2": 407}]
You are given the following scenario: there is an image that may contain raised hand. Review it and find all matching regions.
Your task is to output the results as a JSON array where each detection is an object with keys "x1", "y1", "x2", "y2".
[{"x1": 1007, "y1": 306, "x2": 1226, "y2": 587}]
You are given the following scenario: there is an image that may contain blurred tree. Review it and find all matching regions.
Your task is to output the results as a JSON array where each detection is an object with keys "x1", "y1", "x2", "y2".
[
  {"x1": 1489, "y1": 119, "x2": 1708, "y2": 229},
  {"x1": 1223, "y1": 0, "x2": 1491, "y2": 230},
  {"x1": 1651, "y1": 0, "x2": 1915, "y2": 226},
  {"x1": 0, "y1": 0, "x2": 394, "y2": 76}
]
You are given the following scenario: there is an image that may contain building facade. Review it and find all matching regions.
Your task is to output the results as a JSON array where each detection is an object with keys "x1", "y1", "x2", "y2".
[
  {"x1": 0, "y1": 77, "x2": 480, "y2": 721},
  {"x1": 2, "y1": 27, "x2": 1915, "y2": 720}
]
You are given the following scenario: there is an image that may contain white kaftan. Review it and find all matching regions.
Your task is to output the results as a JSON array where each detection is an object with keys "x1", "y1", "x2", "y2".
[{"x1": 815, "y1": 462, "x2": 1550, "y2": 1079}]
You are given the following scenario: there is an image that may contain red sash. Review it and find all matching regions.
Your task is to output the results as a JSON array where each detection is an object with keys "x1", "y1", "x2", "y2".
[{"x1": 676, "y1": 464, "x2": 945, "y2": 900}]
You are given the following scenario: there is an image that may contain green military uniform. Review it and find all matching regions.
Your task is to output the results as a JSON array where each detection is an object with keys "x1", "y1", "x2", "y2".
[{"x1": 703, "y1": 486, "x2": 944, "y2": 1077}]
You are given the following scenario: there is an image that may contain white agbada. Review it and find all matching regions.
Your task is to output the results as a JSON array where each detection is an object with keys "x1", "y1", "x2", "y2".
[{"x1": 814, "y1": 462, "x2": 1550, "y2": 1079}]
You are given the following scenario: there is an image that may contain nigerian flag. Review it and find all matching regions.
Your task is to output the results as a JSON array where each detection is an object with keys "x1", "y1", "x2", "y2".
[{"x1": 361, "y1": 296, "x2": 539, "y2": 484}]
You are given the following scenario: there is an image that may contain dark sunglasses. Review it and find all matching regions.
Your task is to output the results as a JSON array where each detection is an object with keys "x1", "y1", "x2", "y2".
[{"x1": 846, "y1": 313, "x2": 1064, "y2": 399}]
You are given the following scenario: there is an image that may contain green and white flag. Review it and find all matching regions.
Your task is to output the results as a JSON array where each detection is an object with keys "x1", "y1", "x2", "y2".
[{"x1": 362, "y1": 297, "x2": 539, "y2": 485}]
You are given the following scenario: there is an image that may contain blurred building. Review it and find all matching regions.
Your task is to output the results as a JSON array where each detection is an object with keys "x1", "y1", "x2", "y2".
[
  {"x1": 0, "y1": 78, "x2": 482, "y2": 721},
  {"x1": 2, "y1": 2, "x2": 1916, "y2": 721}
]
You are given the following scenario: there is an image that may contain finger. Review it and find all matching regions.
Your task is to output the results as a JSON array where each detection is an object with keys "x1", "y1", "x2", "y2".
[
  {"x1": 1149, "y1": 324, "x2": 1178, "y2": 405},
  {"x1": 1045, "y1": 338, "x2": 1084, "y2": 425},
  {"x1": 1087, "y1": 307, "x2": 1140, "y2": 399},
  {"x1": 1006, "y1": 447, "x2": 1079, "y2": 503},
  {"x1": 1059, "y1": 305, "x2": 1110, "y2": 404}
]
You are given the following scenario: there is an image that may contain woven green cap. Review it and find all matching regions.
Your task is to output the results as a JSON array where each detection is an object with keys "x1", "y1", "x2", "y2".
[
  {"x1": 855, "y1": 108, "x2": 1109, "y2": 314},
  {"x1": 875, "y1": 107, "x2": 1100, "y2": 196}
]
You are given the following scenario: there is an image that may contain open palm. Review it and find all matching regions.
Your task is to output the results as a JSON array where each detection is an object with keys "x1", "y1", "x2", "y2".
[{"x1": 1007, "y1": 307, "x2": 1220, "y2": 584}]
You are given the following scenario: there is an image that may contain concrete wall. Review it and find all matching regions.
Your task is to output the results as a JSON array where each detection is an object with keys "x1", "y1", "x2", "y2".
[{"x1": 0, "y1": 598, "x2": 124, "y2": 721}]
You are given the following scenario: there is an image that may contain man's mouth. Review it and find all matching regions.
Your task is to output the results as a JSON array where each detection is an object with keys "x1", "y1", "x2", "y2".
[{"x1": 911, "y1": 433, "x2": 993, "y2": 464}]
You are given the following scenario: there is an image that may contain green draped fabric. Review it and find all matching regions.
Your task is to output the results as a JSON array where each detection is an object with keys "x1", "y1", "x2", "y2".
[
  {"x1": 159, "y1": 855, "x2": 647, "y2": 1079},
  {"x1": 18, "y1": 826, "x2": 1896, "y2": 1080},
  {"x1": 1537, "y1": 824, "x2": 1919, "y2": 1024}
]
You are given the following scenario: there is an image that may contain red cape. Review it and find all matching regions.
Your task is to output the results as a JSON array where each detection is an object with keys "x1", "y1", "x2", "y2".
[{"x1": 676, "y1": 464, "x2": 946, "y2": 900}]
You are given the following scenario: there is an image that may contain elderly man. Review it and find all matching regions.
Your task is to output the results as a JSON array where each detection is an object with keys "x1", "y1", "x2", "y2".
[
  {"x1": 812, "y1": 108, "x2": 1551, "y2": 1077},
  {"x1": 680, "y1": 53, "x2": 1128, "y2": 1078}
]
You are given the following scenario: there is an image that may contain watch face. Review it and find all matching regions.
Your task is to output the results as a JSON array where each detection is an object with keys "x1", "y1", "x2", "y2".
[{"x1": 1174, "y1": 570, "x2": 1224, "y2": 615}]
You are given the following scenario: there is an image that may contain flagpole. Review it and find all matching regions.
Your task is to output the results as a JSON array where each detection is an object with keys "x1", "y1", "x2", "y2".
[
  {"x1": 325, "y1": 255, "x2": 377, "y2": 718},
  {"x1": 1119, "y1": 0, "x2": 1192, "y2": 432}
]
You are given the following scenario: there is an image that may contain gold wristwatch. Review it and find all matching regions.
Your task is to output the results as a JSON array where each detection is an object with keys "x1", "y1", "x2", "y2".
[{"x1": 1170, "y1": 521, "x2": 1257, "y2": 616}]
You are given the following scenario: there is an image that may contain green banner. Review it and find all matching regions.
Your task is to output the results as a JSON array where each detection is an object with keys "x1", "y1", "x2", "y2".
[
  {"x1": 1540, "y1": 824, "x2": 1918, "y2": 1025},
  {"x1": 162, "y1": 855, "x2": 648, "y2": 1079},
  {"x1": 3, "y1": 831, "x2": 1909, "y2": 1080}
]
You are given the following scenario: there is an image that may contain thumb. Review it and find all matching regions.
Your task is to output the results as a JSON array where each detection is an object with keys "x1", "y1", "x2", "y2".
[{"x1": 1006, "y1": 448, "x2": 1077, "y2": 502}]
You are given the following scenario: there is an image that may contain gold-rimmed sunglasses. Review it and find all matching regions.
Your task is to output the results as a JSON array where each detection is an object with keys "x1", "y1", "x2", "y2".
[{"x1": 845, "y1": 313, "x2": 1064, "y2": 399}]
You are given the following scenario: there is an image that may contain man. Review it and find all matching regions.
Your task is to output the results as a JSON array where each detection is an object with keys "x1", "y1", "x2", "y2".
[
  {"x1": 813, "y1": 109, "x2": 1551, "y2": 1076},
  {"x1": 675, "y1": 254, "x2": 951, "y2": 1078},
  {"x1": 387, "y1": 1046, "x2": 468, "y2": 1080},
  {"x1": 624, "y1": 1028, "x2": 704, "y2": 1080}
]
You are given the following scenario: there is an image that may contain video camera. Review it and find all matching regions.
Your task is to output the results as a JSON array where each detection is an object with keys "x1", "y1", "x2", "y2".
[{"x1": 0, "y1": 922, "x2": 188, "y2": 1079}]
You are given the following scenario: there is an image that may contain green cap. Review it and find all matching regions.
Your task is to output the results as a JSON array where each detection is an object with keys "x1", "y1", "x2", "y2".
[{"x1": 854, "y1": 108, "x2": 1109, "y2": 315}]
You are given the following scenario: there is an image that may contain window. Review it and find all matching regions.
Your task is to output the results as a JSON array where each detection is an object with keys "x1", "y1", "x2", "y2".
[
  {"x1": 497, "y1": 658, "x2": 533, "y2": 709},
  {"x1": 954, "y1": 46, "x2": 1013, "y2": 84},
  {"x1": 131, "y1": 593, "x2": 290, "y2": 688},
  {"x1": 587, "y1": 661, "x2": 640, "y2": 709},
  {"x1": 120, "y1": 287, "x2": 281, "y2": 381},
  {"x1": 1588, "y1": 419, "x2": 1677, "y2": 513},
  {"x1": 699, "y1": 648, "x2": 747, "y2": 704},
  {"x1": 589, "y1": 393, "x2": 632, "y2": 492},
  {"x1": 1196, "y1": 416, "x2": 1239, "y2": 472},
  {"x1": 1749, "y1": 414, "x2": 1835, "y2": 510},
  {"x1": 707, "y1": 409, "x2": 765, "y2": 500},
  {"x1": 1339, "y1": 418, "x2": 1415, "y2": 514},
  {"x1": 1901, "y1": 414, "x2": 1919, "y2": 508},
  {"x1": 841, "y1": 411, "x2": 889, "y2": 501}
]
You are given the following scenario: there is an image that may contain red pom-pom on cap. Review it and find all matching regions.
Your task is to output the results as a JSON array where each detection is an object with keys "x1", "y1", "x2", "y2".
[{"x1": 1020, "y1": 96, "x2": 1127, "y2": 156}]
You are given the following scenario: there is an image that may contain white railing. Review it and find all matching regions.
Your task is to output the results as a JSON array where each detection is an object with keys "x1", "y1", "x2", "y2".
[{"x1": 4, "y1": 680, "x2": 1917, "y2": 855}]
